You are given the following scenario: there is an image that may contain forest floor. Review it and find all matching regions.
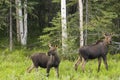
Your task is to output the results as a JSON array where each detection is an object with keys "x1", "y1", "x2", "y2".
[{"x1": 0, "y1": 49, "x2": 120, "y2": 80}]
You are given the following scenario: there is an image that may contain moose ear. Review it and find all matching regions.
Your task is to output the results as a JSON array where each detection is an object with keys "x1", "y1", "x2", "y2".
[
  {"x1": 48, "y1": 43, "x2": 52, "y2": 48},
  {"x1": 55, "y1": 45, "x2": 58, "y2": 50},
  {"x1": 54, "y1": 45, "x2": 58, "y2": 48},
  {"x1": 102, "y1": 32, "x2": 106, "y2": 37}
]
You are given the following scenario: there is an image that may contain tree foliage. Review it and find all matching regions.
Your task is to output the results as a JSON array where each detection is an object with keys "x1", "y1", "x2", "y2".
[
  {"x1": 39, "y1": 12, "x2": 61, "y2": 47},
  {"x1": 0, "y1": 0, "x2": 9, "y2": 35},
  {"x1": 0, "y1": 0, "x2": 119, "y2": 57}
]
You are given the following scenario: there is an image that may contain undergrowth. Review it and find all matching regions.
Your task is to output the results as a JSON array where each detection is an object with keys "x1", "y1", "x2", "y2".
[{"x1": 0, "y1": 49, "x2": 120, "y2": 80}]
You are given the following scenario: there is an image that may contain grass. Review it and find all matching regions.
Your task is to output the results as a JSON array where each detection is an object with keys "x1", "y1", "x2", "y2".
[{"x1": 0, "y1": 49, "x2": 120, "y2": 80}]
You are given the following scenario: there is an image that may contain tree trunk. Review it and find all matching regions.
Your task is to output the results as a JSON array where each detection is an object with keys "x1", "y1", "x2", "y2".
[
  {"x1": 10, "y1": 0, "x2": 12, "y2": 51},
  {"x1": 15, "y1": 0, "x2": 20, "y2": 42},
  {"x1": 85, "y1": 0, "x2": 88, "y2": 45},
  {"x1": 61, "y1": 0, "x2": 67, "y2": 54},
  {"x1": 16, "y1": 0, "x2": 27, "y2": 46},
  {"x1": 23, "y1": 0, "x2": 27, "y2": 45},
  {"x1": 78, "y1": 0, "x2": 84, "y2": 47},
  {"x1": 18, "y1": 0, "x2": 24, "y2": 45}
]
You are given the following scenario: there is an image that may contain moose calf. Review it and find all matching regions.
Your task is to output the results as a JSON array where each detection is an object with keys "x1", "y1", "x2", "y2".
[{"x1": 27, "y1": 45, "x2": 60, "y2": 77}]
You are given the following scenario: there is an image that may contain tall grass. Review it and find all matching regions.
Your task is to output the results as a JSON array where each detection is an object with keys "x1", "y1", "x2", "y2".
[{"x1": 0, "y1": 49, "x2": 120, "y2": 80}]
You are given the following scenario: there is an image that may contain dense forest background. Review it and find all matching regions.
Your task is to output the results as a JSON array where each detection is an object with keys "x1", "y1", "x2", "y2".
[{"x1": 0, "y1": 0, "x2": 120, "y2": 56}]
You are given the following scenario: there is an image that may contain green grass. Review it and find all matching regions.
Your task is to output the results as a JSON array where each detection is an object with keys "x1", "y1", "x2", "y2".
[{"x1": 0, "y1": 49, "x2": 120, "y2": 80}]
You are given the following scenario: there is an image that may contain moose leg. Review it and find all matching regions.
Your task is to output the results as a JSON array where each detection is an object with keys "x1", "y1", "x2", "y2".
[
  {"x1": 81, "y1": 58, "x2": 86, "y2": 72},
  {"x1": 35, "y1": 67, "x2": 38, "y2": 72},
  {"x1": 55, "y1": 67, "x2": 59, "y2": 78},
  {"x1": 98, "y1": 57, "x2": 101, "y2": 72},
  {"x1": 27, "y1": 64, "x2": 35, "y2": 73},
  {"x1": 74, "y1": 56, "x2": 82, "y2": 71},
  {"x1": 46, "y1": 67, "x2": 51, "y2": 77},
  {"x1": 103, "y1": 56, "x2": 108, "y2": 71}
]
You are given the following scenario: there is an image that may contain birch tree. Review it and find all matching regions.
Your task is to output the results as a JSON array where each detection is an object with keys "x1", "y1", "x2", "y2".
[
  {"x1": 61, "y1": 0, "x2": 67, "y2": 54},
  {"x1": 10, "y1": 0, "x2": 12, "y2": 51},
  {"x1": 18, "y1": 0, "x2": 24, "y2": 45},
  {"x1": 15, "y1": 0, "x2": 20, "y2": 42},
  {"x1": 16, "y1": 0, "x2": 27, "y2": 45},
  {"x1": 23, "y1": 0, "x2": 27, "y2": 45},
  {"x1": 78, "y1": 0, "x2": 84, "y2": 47}
]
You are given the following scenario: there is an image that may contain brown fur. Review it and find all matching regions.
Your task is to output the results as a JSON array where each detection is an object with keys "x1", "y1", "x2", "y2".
[
  {"x1": 27, "y1": 46, "x2": 60, "y2": 77},
  {"x1": 74, "y1": 33, "x2": 112, "y2": 72}
]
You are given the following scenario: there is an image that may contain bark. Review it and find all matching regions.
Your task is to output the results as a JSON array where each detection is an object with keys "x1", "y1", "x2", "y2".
[
  {"x1": 16, "y1": 0, "x2": 28, "y2": 45},
  {"x1": 61, "y1": 0, "x2": 67, "y2": 54},
  {"x1": 23, "y1": 0, "x2": 27, "y2": 45},
  {"x1": 78, "y1": 0, "x2": 84, "y2": 47},
  {"x1": 15, "y1": 0, "x2": 20, "y2": 42},
  {"x1": 18, "y1": 0, "x2": 24, "y2": 45},
  {"x1": 10, "y1": 0, "x2": 12, "y2": 51},
  {"x1": 85, "y1": 0, "x2": 88, "y2": 45}
]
